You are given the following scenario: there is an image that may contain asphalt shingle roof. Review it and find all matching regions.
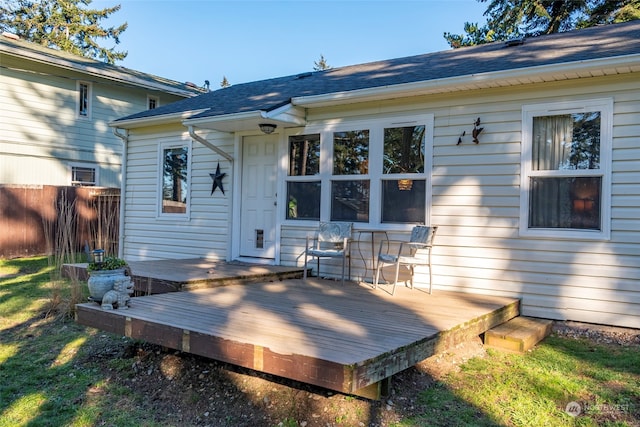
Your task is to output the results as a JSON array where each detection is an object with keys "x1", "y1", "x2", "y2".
[{"x1": 116, "y1": 20, "x2": 640, "y2": 123}]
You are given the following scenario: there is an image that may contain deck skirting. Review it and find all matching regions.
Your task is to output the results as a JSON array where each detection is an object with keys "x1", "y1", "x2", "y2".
[{"x1": 76, "y1": 277, "x2": 519, "y2": 399}]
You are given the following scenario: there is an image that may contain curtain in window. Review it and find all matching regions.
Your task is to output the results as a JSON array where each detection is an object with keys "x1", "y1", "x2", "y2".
[
  {"x1": 532, "y1": 115, "x2": 573, "y2": 171},
  {"x1": 530, "y1": 116, "x2": 573, "y2": 228}
]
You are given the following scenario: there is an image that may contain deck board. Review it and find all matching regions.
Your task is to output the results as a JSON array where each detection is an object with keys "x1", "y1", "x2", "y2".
[{"x1": 76, "y1": 277, "x2": 519, "y2": 398}]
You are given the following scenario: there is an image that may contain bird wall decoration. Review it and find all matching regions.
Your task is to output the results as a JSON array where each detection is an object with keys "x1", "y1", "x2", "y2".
[
  {"x1": 472, "y1": 117, "x2": 484, "y2": 144},
  {"x1": 455, "y1": 117, "x2": 485, "y2": 145}
]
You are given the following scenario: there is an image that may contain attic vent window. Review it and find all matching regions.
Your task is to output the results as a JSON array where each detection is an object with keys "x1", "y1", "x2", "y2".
[
  {"x1": 504, "y1": 37, "x2": 525, "y2": 47},
  {"x1": 295, "y1": 72, "x2": 312, "y2": 79}
]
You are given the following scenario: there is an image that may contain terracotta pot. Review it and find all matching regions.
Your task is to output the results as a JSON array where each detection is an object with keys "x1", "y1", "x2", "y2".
[{"x1": 87, "y1": 268, "x2": 127, "y2": 302}]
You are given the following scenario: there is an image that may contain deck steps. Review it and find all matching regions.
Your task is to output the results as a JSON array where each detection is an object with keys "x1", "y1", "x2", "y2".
[{"x1": 484, "y1": 316, "x2": 553, "y2": 353}]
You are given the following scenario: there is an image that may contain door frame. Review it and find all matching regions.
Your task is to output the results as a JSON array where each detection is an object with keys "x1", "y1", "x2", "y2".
[{"x1": 230, "y1": 132, "x2": 282, "y2": 264}]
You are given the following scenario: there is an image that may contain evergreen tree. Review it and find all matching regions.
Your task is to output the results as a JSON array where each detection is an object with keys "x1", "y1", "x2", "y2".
[
  {"x1": 0, "y1": 0, "x2": 127, "y2": 64},
  {"x1": 444, "y1": 0, "x2": 640, "y2": 48},
  {"x1": 580, "y1": 0, "x2": 640, "y2": 26},
  {"x1": 313, "y1": 54, "x2": 331, "y2": 71}
]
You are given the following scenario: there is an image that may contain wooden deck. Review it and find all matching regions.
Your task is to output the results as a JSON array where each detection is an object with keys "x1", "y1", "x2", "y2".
[
  {"x1": 65, "y1": 258, "x2": 305, "y2": 294},
  {"x1": 76, "y1": 275, "x2": 519, "y2": 399}
]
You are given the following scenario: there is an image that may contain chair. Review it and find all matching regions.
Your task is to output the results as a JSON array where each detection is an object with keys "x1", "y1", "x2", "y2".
[
  {"x1": 374, "y1": 225, "x2": 437, "y2": 295},
  {"x1": 303, "y1": 222, "x2": 352, "y2": 285}
]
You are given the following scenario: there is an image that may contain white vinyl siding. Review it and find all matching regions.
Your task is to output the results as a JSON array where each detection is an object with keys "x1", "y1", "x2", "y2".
[
  {"x1": 120, "y1": 74, "x2": 640, "y2": 329},
  {"x1": 123, "y1": 127, "x2": 234, "y2": 261},
  {"x1": 426, "y1": 82, "x2": 638, "y2": 328},
  {"x1": 297, "y1": 76, "x2": 639, "y2": 328},
  {"x1": 0, "y1": 54, "x2": 189, "y2": 187}
]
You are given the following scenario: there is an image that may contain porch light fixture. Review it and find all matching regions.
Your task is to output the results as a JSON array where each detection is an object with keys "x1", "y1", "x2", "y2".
[
  {"x1": 259, "y1": 123, "x2": 277, "y2": 134},
  {"x1": 397, "y1": 179, "x2": 413, "y2": 191}
]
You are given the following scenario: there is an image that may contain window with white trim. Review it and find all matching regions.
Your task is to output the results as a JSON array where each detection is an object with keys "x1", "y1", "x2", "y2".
[
  {"x1": 285, "y1": 114, "x2": 433, "y2": 226},
  {"x1": 158, "y1": 141, "x2": 191, "y2": 218},
  {"x1": 147, "y1": 95, "x2": 159, "y2": 110},
  {"x1": 70, "y1": 164, "x2": 97, "y2": 186},
  {"x1": 77, "y1": 81, "x2": 91, "y2": 118},
  {"x1": 286, "y1": 134, "x2": 321, "y2": 220},
  {"x1": 520, "y1": 99, "x2": 612, "y2": 239}
]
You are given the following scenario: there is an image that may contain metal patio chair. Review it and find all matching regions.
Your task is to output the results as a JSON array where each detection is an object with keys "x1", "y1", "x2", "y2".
[
  {"x1": 374, "y1": 225, "x2": 438, "y2": 295},
  {"x1": 303, "y1": 222, "x2": 353, "y2": 285}
]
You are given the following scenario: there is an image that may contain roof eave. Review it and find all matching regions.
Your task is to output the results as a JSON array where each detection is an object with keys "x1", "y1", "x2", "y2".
[
  {"x1": 292, "y1": 54, "x2": 640, "y2": 108},
  {"x1": 184, "y1": 104, "x2": 306, "y2": 133},
  {"x1": 1, "y1": 43, "x2": 201, "y2": 98},
  {"x1": 109, "y1": 109, "x2": 209, "y2": 129}
]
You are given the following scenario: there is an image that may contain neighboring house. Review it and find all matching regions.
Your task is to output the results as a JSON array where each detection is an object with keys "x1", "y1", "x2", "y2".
[
  {"x1": 112, "y1": 22, "x2": 640, "y2": 329},
  {"x1": 0, "y1": 32, "x2": 205, "y2": 258},
  {"x1": 0, "y1": 32, "x2": 205, "y2": 188}
]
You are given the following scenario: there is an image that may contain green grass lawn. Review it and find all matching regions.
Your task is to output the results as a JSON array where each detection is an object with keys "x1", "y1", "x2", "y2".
[
  {"x1": 0, "y1": 257, "x2": 155, "y2": 427},
  {"x1": 404, "y1": 339, "x2": 639, "y2": 426},
  {"x1": 1, "y1": 256, "x2": 638, "y2": 427}
]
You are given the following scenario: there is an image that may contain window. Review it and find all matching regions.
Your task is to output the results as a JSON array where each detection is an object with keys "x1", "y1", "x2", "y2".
[
  {"x1": 77, "y1": 81, "x2": 91, "y2": 118},
  {"x1": 159, "y1": 142, "x2": 191, "y2": 217},
  {"x1": 70, "y1": 164, "x2": 97, "y2": 186},
  {"x1": 285, "y1": 114, "x2": 433, "y2": 227},
  {"x1": 381, "y1": 125, "x2": 426, "y2": 223},
  {"x1": 147, "y1": 95, "x2": 159, "y2": 110},
  {"x1": 286, "y1": 134, "x2": 320, "y2": 220},
  {"x1": 332, "y1": 130, "x2": 370, "y2": 222},
  {"x1": 521, "y1": 99, "x2": 612, "y2": 239}
]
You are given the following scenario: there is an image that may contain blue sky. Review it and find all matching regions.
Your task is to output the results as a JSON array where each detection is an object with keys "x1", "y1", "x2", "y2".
[{"x1": 94, "y1": 0, "x2": 488, "y2": 88}]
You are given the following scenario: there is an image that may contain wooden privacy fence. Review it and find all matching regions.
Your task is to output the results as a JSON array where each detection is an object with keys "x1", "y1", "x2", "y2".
[{"x1": 0, "y1": 185, "x2": 120, "y2": 259}]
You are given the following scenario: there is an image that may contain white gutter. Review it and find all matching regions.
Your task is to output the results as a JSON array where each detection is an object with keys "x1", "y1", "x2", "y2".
[
  {"x1": 187, "y1": 126, "x2": 233, "y2": 162},
  {"x1": 184, "y1": 105, "x2": 306, "y2": 127},
  {"x1": 184, "y1": 110, "x2": 268, "y2": 127},
  {"x1": 112, "y1": 127, "x2": 129, "y2": 258},
  {"x1": 292, "y1": 54, "x2": 640, "y2": 108}
]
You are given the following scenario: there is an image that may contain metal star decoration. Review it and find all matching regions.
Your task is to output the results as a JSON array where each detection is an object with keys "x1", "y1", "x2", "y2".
[{"x1": 209, "y1": 163, "x2": 226, "y2": 195}]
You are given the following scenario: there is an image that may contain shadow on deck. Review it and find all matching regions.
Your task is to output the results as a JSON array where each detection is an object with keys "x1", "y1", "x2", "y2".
[{"x1": 74, "y1": 259, "x2": 519, "y2": 399}]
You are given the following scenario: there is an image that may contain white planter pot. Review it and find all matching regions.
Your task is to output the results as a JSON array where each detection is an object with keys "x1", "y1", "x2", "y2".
[{"x1": 87, "y1": 268, "x2": 127, "y2": 302}]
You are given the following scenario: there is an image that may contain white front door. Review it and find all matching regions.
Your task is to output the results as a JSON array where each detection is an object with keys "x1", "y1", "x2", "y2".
[{"x1": 239, "y1": 134, "x2": 278, "y2": 258}]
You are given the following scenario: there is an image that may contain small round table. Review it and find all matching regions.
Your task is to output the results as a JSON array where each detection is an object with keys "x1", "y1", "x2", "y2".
[{"x1": 355, "y1": 229, "x2": 389, "y2": 284}]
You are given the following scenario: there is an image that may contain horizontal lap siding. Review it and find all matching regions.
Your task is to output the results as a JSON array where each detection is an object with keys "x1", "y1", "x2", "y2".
[
  {"x1": 123, "y1": 128, "x2": 233, "y2": 261},
  {"x1": 428, "y1": 79, "x2": 640, "y2": 328},
  {"x1": 1, "y1": 56, "x2": 185, "y2": 187},
  {"x1": 285, "y1": 76, "x2": 639, "y2": 328}
]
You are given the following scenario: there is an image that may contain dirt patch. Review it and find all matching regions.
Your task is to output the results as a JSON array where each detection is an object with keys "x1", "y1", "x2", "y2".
[
  {"x1": 81, "y1": 335, "x2": 487, "y2": 427},
  {"x1": 83, "y1": 321, "x2": 638, "y2": 427}
]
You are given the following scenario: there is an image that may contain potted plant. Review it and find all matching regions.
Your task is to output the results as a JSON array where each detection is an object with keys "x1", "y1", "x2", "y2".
[{"x1": 87, "y1": 252, "x2": 129, "y2": 302}]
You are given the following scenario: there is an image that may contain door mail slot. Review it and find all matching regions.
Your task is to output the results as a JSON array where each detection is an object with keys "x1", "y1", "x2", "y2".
[{"x1": 256, "y1": 229, "x2": 264, "y2": 249}]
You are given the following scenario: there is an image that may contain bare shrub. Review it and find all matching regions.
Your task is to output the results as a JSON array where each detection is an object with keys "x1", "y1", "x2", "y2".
[
  {"x1": 42, "y1": 188, "x2": 121, "y2": 318},
  {"x1": 87, "y1": 190, "x2": 120, "y2": 256}
]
